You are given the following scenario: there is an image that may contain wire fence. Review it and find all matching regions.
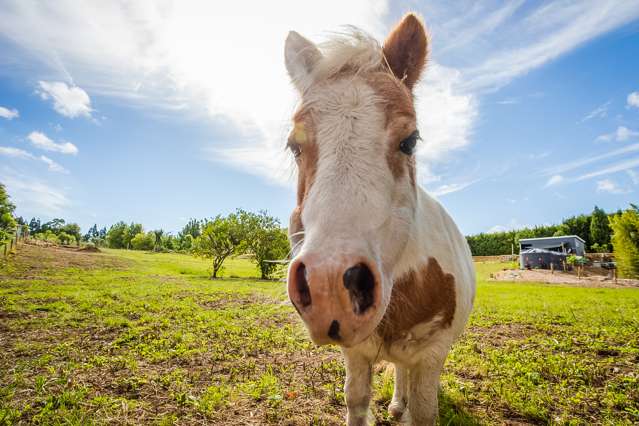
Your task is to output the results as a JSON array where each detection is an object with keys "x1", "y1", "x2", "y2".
[{"x1": 1, "y1": 226, "x2": 27, "y2": 258}]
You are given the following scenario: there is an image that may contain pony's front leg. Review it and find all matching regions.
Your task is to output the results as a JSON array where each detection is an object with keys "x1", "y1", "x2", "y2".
[
  {"x1": 407, "y1": 357, "x2": 445, "y2": 425},
  {"x1": 343, "y1": 349, "x2": 373, "y2": 426},
  {"x1": 388, "y1": 363, "x2": 408, "y2": 419}
]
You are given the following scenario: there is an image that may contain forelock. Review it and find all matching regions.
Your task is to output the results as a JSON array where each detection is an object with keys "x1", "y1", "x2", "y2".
[{"x1": 301, "y1": 28, "x2": 387, "y2": 91}]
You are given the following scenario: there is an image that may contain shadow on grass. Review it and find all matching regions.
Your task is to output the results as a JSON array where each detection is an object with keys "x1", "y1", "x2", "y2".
[{"x1": 438, "y1": 391, "x2": 482, "y2": 426}]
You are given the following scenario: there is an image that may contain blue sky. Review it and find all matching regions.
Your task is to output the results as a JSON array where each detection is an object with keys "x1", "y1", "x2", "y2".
[{"x1": 0, "y1": 0, "x2": 638, "y2": 236}]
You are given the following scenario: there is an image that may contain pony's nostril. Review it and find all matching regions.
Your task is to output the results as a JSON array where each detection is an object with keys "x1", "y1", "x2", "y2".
[
  {"x1": 295, "y1": 263, "x2": 312, "y2": 308},
  {"x1": 343, "y1": 263, "x2": 376, "y2": 315}
]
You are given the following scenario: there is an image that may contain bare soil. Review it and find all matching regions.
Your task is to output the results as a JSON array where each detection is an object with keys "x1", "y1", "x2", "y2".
[{"x1": 491, "y1": 268, "x2": 639, "y2": 288}]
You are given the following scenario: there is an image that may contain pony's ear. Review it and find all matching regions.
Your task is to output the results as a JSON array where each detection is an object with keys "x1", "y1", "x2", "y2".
[
  {"x1": 285, "y1": 31, "x2": 322, "y2": 92},
  {"x1": 382, "y1": 13, "x2": 428, "y2": 89}
]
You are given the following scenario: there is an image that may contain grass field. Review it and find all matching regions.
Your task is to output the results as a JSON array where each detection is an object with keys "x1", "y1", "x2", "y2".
[{"x1": 1, "y1": 244, "x2": 638, "y2": 425}]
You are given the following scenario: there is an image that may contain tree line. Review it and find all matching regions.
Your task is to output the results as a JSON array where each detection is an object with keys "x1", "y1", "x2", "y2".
[
  {"x1": 26, "y1": 209, "x2": 290, "y2": 280},
  {"x1": 466, "y1": 206, "x2": 617, "y2": 256}
]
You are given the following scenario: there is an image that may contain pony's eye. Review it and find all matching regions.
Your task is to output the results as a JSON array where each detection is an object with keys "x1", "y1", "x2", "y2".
[
  {"x1": 399, "y1": 130, "x2": 420, "y2": 155},
  {"x1": 289, "y1": 142, "x2": 302, "y2": 158}
]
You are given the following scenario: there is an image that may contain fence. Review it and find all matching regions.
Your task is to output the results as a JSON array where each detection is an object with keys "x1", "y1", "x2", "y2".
[{"x1": 1, "y1": 226, "x2": 27, "y2": 258}]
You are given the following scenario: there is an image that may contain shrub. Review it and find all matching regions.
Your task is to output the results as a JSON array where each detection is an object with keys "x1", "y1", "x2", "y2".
[{"x1": 609, "y1": 208, "x2": 639, "y2": 278}]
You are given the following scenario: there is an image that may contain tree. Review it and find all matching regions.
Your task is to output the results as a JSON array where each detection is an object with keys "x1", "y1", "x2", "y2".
[
  {"x1": 152, "y1": 229, "x2": 164, "y2": 251},
  {"x1": 106, "y1": 222, "x2": 129, "y2": 248},
  {"x1": 609, "y1": 208, "x2": 639, "y2": 278},
  {"x1": 0, "y1": 183, "x2": 16, "y2": 242},
  {"x1": 29, "y1": 217, "x2": 41, "y2": 235},
  {"x1": 237, "y1": 210, "x2": 290, "y2": 279},
  {"x1": 123, "y1": 223, "x2": 143, "y2": 249},
  {"x1": 590, "y1": 206, "x2": 610, "y2": 251},
  {"x1": 180, "y1": 218, "x2": 201, "y2": 239},
  {"x1": 193, "y1": 214, "x2": 244, "y2": 279},
  {"x1": 131, "y1": 232, "x2": 155, "y2": 251},
  {"x1": 57, "y1": 231, "x2": 73, "y2": 245},
  {"x1": 61, "y1": 223, "x2": 82, "y2": 246},
  {"x1": 41, "y1": 218, "x2": 65, "y2": 234},
  {"x1": 558, "y1": 214, "x2": 591, "y2": 247}
]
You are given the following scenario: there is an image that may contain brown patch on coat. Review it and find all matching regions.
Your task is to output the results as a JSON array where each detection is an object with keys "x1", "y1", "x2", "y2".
[
  {"x1": 382, "y1": 13, "x2": 429, "y2": 89},
  {"x1": 376, "y1": 257, "x2": 456, "y2": 343},
  {"x1": 291, "y1": 110, "x2": 319, "y2": 207},
  {"x1": 366, "y1": 72, "x2": 416, "y2": 183}
]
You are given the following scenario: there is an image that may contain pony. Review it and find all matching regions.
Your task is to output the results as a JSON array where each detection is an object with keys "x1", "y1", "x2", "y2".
[{"x1": 284, "y1": 13, "x2": 475, "y2": 425}]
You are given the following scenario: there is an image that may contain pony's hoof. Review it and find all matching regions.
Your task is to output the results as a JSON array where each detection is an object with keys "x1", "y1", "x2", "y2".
[{"x1": 388, "y1": 400, "x2": 405, "y2": 419}]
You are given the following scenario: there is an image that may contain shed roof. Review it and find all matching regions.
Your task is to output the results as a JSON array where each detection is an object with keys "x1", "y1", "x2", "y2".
[{"x1": 519, "y1": 235, "x2": 585, "y2": 243}]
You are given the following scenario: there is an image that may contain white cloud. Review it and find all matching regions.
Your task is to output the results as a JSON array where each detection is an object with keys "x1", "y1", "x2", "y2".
[
  {"x1": 416, "y1": 63, "x2": 478, "y2": 163},
  {"x1": 0, "y1": 106, "x2": 19, "y2": 119},
  {"x1": 488, "y1": 218, "x2": 533, "y2": 233},
  {"x1": 0, "y1": 146, "x2": 69, "y2": 173},
  {"x1": 1, "y1": 0, "x2": 637, "y2": 187},
  {"x1": 596, "y1": 179, "x2": 630, "y2": 194},
  {"x1": 576, "y1": 157, "x2": 639, "y2": 181},
  {"x1": 596, "y1": 126, "x2": 639, "y2": 142},
  {"x1": 545, "y1": 174, "x2": 563, "y2": 187},
  {"x1": 628, "y1": 91, "x2": 639, "y2": 109},
  {"x1": 458, "y1": 1, "x2": 639, "y2": 92},
  {"x1": 428, "y1": 179, "x2": 479, "y2": 197},
  {"x1": 39, "y1": 155, "x2": 69, "y2": 174},
  {"x1": 27, "y1": 131, "x2": 78, "y2": 155},
  {"x1": 543, "y1": 143, "x2": 639, "y2": 176},
  {"x1": 1, "y1": 173, "x2": 70, "y2": 215},
  {"x1": 37, "y1": 81, "x2": 93, "y2": 118},
  {"x1": 0, "y1": 146, "x2": 34, "y2": 159},
  {"x1": 581, "y1": 101, "x2": 610, "y2": 122}
]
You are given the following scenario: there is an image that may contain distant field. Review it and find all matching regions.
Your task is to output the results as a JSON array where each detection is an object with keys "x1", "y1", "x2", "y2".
[{"x1": 1, "y1": 244, "x2": 638, "y2": 425}]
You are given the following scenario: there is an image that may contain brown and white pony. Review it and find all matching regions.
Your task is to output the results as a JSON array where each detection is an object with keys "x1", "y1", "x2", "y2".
[{"x1": 284, "y1": 13, "x2": 475, "y2": 425}]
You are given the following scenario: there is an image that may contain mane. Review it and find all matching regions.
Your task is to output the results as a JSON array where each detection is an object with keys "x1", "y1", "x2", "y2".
[{"x1": 310, "y1": 27, "x2": 387, "y2": 84}]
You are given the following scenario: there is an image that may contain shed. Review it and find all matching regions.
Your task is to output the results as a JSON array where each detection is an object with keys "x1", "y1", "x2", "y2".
[{"x1": 519, "y1": 235, "x2": 586, "y2": 269}]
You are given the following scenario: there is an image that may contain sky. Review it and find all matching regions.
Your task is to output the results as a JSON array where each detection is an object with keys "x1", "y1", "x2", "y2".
[{"x1": 0, "y1": 0, "x2": 638, "y2": 236}]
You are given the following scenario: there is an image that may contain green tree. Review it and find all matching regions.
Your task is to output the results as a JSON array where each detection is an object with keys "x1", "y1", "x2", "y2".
[
  {"x1": 130, "y1": 232, "x2": 155, "y2": 251},
  {"x1": 41, "y1": 218, "x2": 65, "y2": 234},
  {"x1": 589, "y1": 206, "x2": 611, "y2": 251},
  {"x1": 123, "y1": 223, "x2": 143, "y2": 249},
  {"x1": 180, "y1": 218, "x2": 201, "y2": 239},
  {"x1": 0, "y1": 183, "x2": 16, "y2": 242},
  {"x1": 61, "y1": 223, "x2": 82, "y2": 246},
  {"x1": 29, "y1": 217, "x2": 41, "y2": 235},
  {"x1": 558, "y1": 214, "x2": 591, "y2": 247},
  {"x1": 193, "y1": 214, "x2": 244, "y2": 279},
  {"x1": 237, "y1": 210, "x2": 290, "y2": 279},
  {"x1": 609, "y1": 208, "x2": 639, "y2": 278},
  {"x1": 152, "y1": 229, "x2": 164, "y2": 251},
  {"x1": 106, "y1": 222, "x2": 129, "y2": 248},
  {"x1": 57, "y1": 231, "x2": 73, "y2": 245}
]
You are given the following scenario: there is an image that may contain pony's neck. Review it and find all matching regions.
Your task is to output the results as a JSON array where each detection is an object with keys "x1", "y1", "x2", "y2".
[{"x1": 390, "y1": 187, "x2": 427, "y2": 279}]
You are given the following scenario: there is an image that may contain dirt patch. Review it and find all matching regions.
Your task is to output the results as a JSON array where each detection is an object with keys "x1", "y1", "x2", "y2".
[
  {"x1": 1, "y1": 243, "x2": 130, "y2": 278},
  {"x1": 492, "y1": 268, "x2": 639, "y2": 288},
  {"x1": 467, "y1": 323, "x2": 538, "y2": 347},
  {"x1": 78, "y1": 245, "x2": 101, "y2": 253}
]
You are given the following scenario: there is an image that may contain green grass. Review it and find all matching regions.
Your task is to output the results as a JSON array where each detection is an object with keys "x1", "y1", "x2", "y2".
[{"x1": 1, "y1": 246, "x2": 638, "y2": 425}]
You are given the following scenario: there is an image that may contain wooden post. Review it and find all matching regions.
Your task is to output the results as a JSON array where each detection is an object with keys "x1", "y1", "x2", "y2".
[{"x1": 550, "y1": 262, "x2": 554, "y2": 274}]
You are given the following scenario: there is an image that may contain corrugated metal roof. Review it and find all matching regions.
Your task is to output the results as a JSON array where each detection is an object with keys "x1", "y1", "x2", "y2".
[{"x1": 519, "y1": 235, "x2": 585, "y2": 243}]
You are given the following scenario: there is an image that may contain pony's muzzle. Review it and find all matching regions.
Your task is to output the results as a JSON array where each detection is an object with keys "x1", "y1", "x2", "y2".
[{"x1": 287, "y1": 252, "x2": 382, "y2": 346}]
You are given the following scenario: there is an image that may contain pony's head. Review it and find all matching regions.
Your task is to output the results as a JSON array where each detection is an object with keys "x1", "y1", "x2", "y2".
[{"x1": 285, "y1": 14, "x2": 428, "y2": 347}]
